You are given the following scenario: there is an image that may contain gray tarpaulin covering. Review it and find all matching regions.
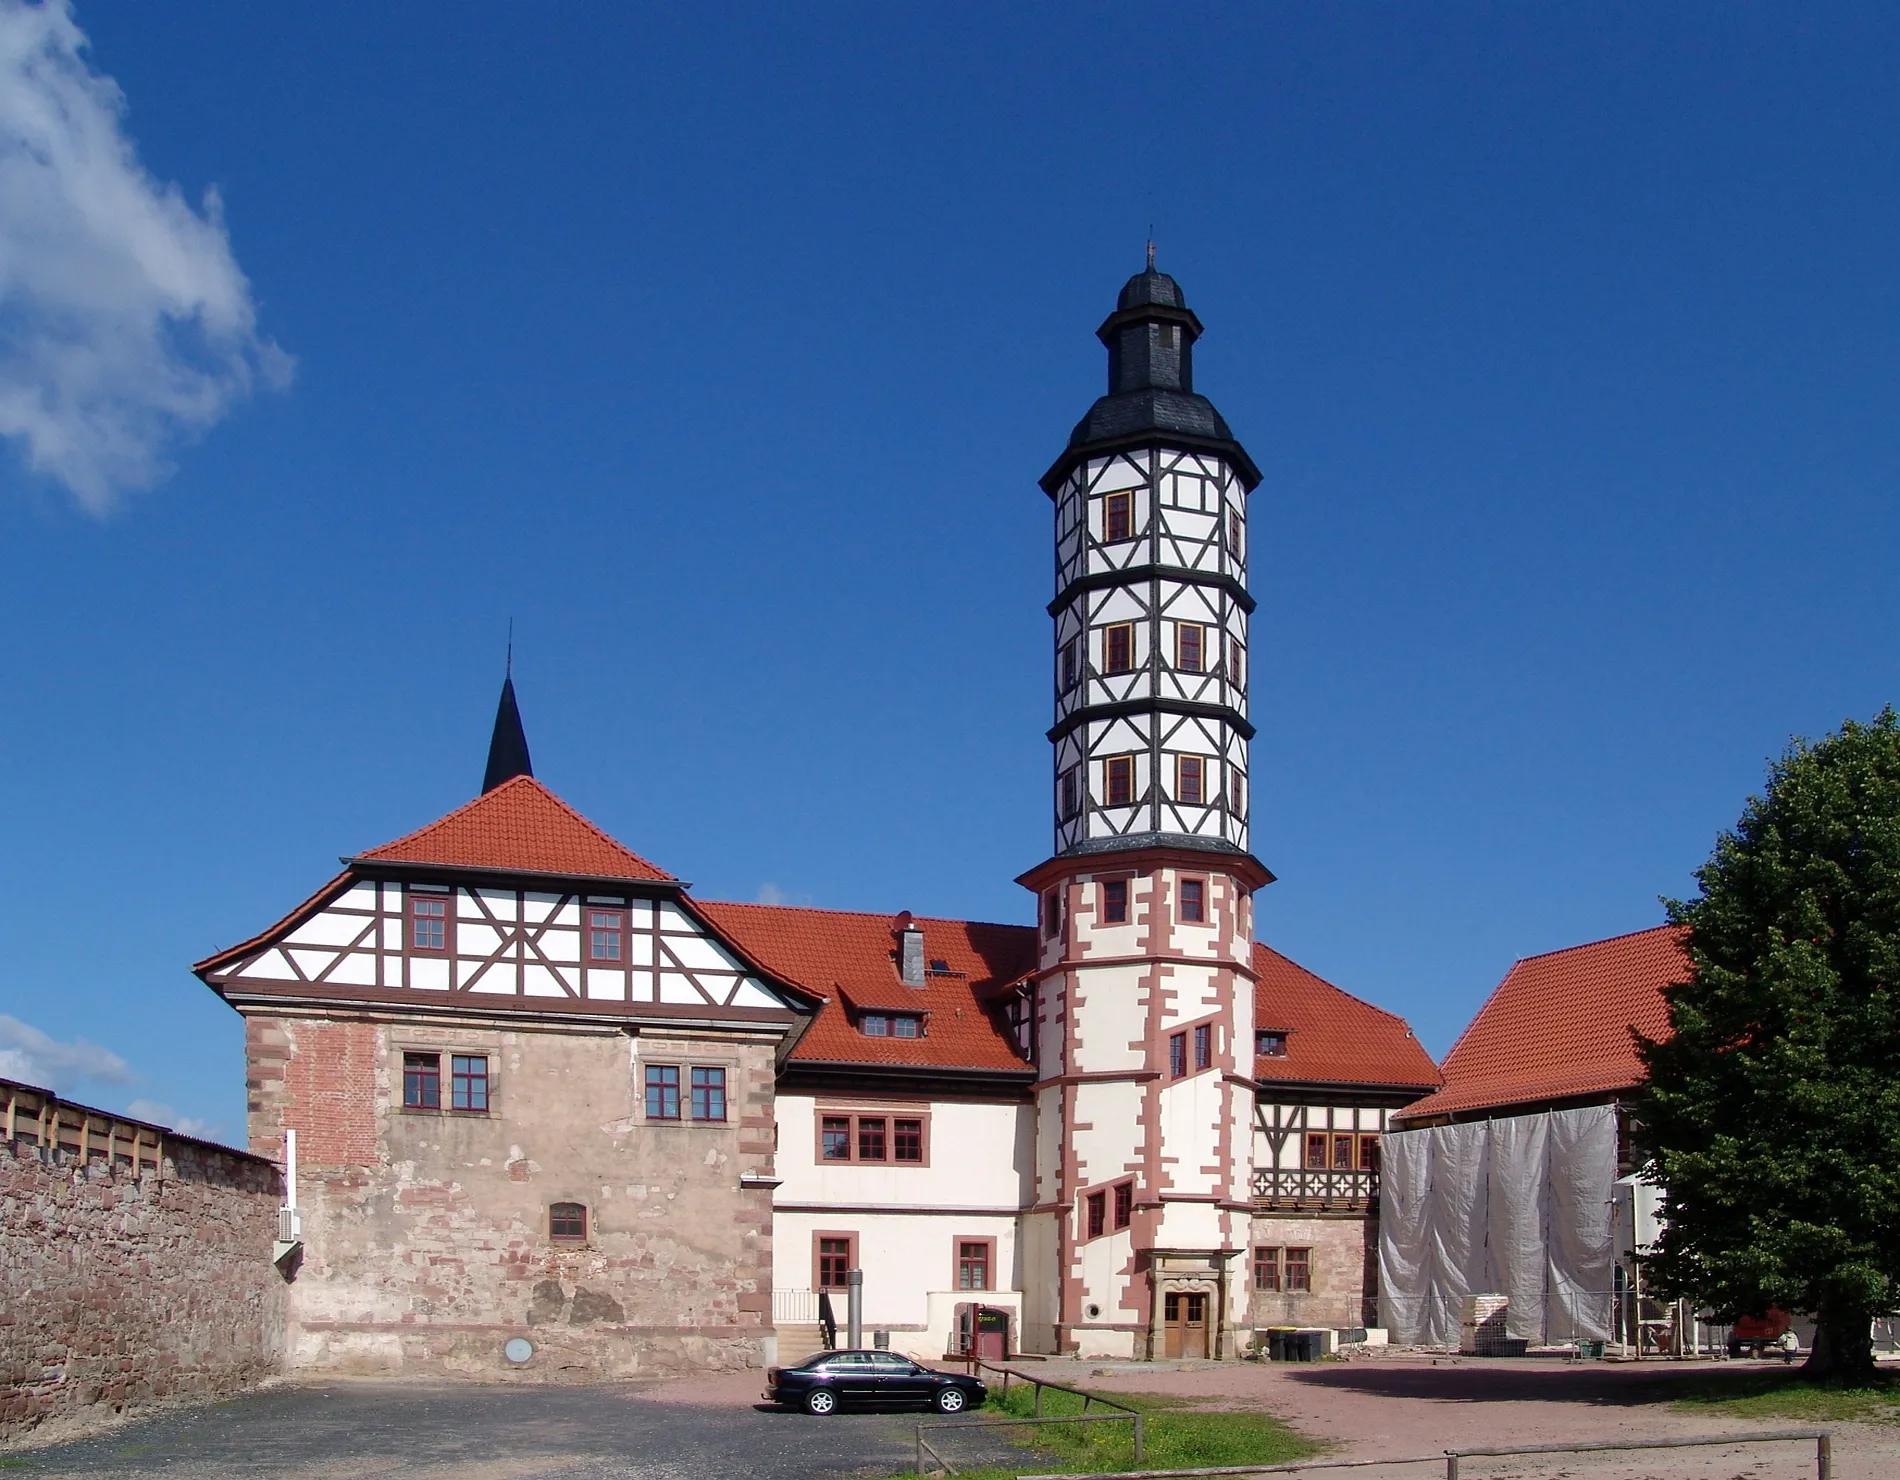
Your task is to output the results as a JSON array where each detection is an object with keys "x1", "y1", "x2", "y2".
[{"x1": 1379, "y1": 1105, "x2": 1617, "y2": 1346}]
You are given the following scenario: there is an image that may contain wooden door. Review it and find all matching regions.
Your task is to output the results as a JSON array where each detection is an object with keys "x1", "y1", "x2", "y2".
[
  {"x1": 1164, "y1": 1292, "x2": 1208, "y2": 1359},
  {"x1": 976, "y1": 1307, "x2": 1009, "y2": 1360}
]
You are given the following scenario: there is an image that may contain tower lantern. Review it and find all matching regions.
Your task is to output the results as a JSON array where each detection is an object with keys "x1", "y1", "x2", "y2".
[{"x1": 1019, "y1": 260, "x2": 1271, "y2": 1362}]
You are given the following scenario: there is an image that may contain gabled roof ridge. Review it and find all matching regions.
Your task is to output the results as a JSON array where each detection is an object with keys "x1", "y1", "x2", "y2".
[
  {"x1": 355, "y1": 775, "x2": 673, "y2": 882},
  {"x1": 194, "y1": 869, "x2": 356, "y2": 975},
  {"x1": 699, "y1": 898, "x2": 1032, "y2": 935},
  {"x1": 1252, "y1": 940, "x2": 1417, "y2": 1033},
  {"x1": 1507, "y1": 921, "x2": 1684, "y2": 967}
]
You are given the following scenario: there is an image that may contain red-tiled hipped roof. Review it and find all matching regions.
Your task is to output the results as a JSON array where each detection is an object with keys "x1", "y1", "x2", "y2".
[
  {"x1": 1396, "y1": 924, "x2": 1686, "y2": 1123},
  {"x1": 698, "y1": 902, "x2": 1036, "y2": 1073},
  {"x1": 1252, "y1": 943, "x2": 1441, "y2": 1090},
  {"x1": 353, "y1": 775, "x2": 673, "y2": 882}
]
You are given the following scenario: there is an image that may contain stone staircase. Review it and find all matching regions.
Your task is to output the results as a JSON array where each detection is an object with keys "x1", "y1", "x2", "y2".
[{"x1": 774, "y1": 1323, "x2": 831, "y2": 1365}]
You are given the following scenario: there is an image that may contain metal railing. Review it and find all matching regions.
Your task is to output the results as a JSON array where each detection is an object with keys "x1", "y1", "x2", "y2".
[
  {"x1": 1251, "y1": 1167, "x2": 1378, "y2": 1210},
  {"x1": 915, "y1": 1362, "x2": 1143, "y2": 1475},
  {"x1": 1015, "y1": 1426, "x2": 1835, "y2": 1480},
  {"x1": 773, "y1": 1288, "x2": 822, "y2": 1325}
]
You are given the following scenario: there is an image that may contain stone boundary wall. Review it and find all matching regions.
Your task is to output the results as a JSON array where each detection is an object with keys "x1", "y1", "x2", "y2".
[{"x1": 1, "y1": 1088, "x2": 287, "y2": 1445}]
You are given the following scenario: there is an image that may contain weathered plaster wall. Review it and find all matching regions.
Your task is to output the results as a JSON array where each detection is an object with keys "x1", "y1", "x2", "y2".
[
  {"x1": 0, "y1": 1134, "x2": 284, "y2": 1444},
  {"x1": 246, "y1": 1009, "x2": 779, "y2": 1381},
  {"x1": 1248, "y1": 1214, "x2": 1375, "y2": 1332}
]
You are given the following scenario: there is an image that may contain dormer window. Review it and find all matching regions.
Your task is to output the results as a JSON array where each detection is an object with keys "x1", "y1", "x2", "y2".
[
  {"x1": 408, "y1": 888, "x2": 450, "y2": 953},
  {"x1": 1104, "y1": 491, "x2": 1133, "y2": 543},
  {"x1": 1257, "y1": 1030, "x2": 1288, "y2": 1057},
  {"x1": 862, "y1": 1013, "x2": 922, "y2": 1039}
]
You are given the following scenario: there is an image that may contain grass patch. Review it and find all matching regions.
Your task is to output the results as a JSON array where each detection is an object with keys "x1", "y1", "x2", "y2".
[
  {"x1": 1673, "y1": 1368, "x2": 1900, "y2": 1425},
  {"x1": 908, "y1": 1382, "x2": 1323, "y2": 1479}
]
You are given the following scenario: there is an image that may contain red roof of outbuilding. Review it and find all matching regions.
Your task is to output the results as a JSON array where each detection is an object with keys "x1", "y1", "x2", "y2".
[
  {"x1": 698, "y1": 902, "x2": 1037, "y2": 1073},
  {"x1": 1252, "y1": 943, "x2": 1441, "y2": 1090},
  {"x1": 1396, "y1": 924, "x2": 1686, "y2": 1122},
  {"x1": 353, "y1": 776, "x2": 674, "y2": 882}
]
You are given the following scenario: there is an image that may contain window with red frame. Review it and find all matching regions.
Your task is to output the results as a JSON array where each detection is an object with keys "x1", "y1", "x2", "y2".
[
  {"x1": 1085, "y1": 1190, "x2": 1106, "y2": 1239},
  {"x1": 645, "y1": 1065, "x2": 681, "y2": 1121},
  {"x1": 587, "y1": 907, "x2": 625, "y2": 962},
  {"x1": 1169, "y1": 1031, "x2": 1187, "y2": 1079},
  {"x1": 1180, "y1": 878, "x2": 1205, "y2": 922},
  {"x1": 1113, "y1": 1181, "x2": 1133, "y2": 1230},
  {"x1": 1176, "y1": 623, "x2": 1204, "y2": 673},
  {"x1": 857, "y1": 1117, "x2": 888, "y2": 1162},
  {"x1": 1104, "y1": 623, "x2": 1134, "y2": 675},
  {"x1": 893, "y1": 1118, "x2": 925, "y2": 1162},
  {"x1": 402, "y1": 1052, "x2": 440, "y2": 1110},
  {"x1": 1229, "y1": 508, "x2": 1242, "y2": 558},
  {"x1": 1177, "y1": 755, "x2": 1205, "y2": 805},
  {"x1": 1253, "y1": 1246, "x2": 1280, "y2": 1291},
  {"x1": 690, "y1": 1066, "x2": 726, "y2": 1123},
  {"x1": 1104, "y1": 491, "x2": 1133, "y2": 542},
  {"x1": 1359, "y1": 1134, "x2": 1381, "y2": 1172},
  {"x1": 1102, "y1": 879, "x2": 1129, "y2": 924},
  {"x1": 1305, "y1": 1132, "x2": 1328, "y2": 1169},
  {"x1": 956, "y1": 1240, "x2": 992, "y2": 1290},
  {"x1": 1332, "y1": 1134, "x2": 1355, "y2": 1170},
  {"x1": 820, "y1": 1112, "x2": 925, "y2": 1163},
  {"x1": 549, "y1": 1201, "x2": 587, "y2": 1241},
  {"x1": 817, "y1": 1235, "x2": 854, "y2": 1289},
  {"x1": 821, "y1": 1116, "x2": 852, "y2": 1160},
  {"x1": 1285, "y1": 1247, "x2": 1311, "y2": 1292},
  {"x1": 1106, "y1": 755, "x2": 1135, "y2": 807},
  {"x1": 1194, "y1": 1023, "x2": 1212, "y2": 1071},
  {"x1": 1060, "y1": 766, "x2": 1080, "y2": 820},
  {"x1": 409, "y1": 891, "x2": 449, "y2": 952},
  {"x1": 1233, "y1": 772, "x2": 1246, "y2": 816},
  {"x1": 1229, "y1": 636, "x2": 1244, "y2": 688}
]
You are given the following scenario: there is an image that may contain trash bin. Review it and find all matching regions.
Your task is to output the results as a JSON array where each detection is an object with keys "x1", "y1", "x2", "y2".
[
  {"x1": 1267, "y1": 1328, "x2": 1294, "y2": 1362},
  {"x1": 1293, "y1": 1331, "x2": 1323, "y2": 1362}
]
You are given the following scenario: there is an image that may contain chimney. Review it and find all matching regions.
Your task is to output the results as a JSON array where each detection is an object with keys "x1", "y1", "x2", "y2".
[{"x1": 893, "y1": 911, "x2": 926, "y2": 988}]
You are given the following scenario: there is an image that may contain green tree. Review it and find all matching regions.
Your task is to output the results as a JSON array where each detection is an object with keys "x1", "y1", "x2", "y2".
[{"x1": 1636, "y1": 710, "x2": 1900, "y2": 1380}]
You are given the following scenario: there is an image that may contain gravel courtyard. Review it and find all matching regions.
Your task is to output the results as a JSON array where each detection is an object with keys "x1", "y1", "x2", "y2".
[{"x1": 6, "y1": 1355, "x2": 1895, "y2": 1480}]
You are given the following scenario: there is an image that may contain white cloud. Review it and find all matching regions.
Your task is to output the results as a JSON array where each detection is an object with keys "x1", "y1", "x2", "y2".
[
  {"x1": 754, "y1": 882, "x2": 814, "y2": 907},
  {"x1": 124, "y1": 1097, "x2": 217, "y2": 1139},
  {"x1": 0, "y1": 0, "x2": 290, "y2": 512},
  {"x1": 0, "y1": 1012, "x2": 132, "y2": 1091}
]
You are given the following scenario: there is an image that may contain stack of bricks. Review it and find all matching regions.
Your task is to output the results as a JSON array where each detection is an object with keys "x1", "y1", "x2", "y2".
[{"x1": 0, "y1": 1086, "x2": 286, "y2": 1444}]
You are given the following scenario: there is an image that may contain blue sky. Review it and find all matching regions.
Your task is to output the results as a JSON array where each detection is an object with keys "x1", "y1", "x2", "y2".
[{"x1": 2, "y1": 2, "x2": 1897, "y2": 1141}]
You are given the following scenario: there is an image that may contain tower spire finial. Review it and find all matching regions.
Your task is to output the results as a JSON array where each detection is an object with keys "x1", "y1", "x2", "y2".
[
  {"x1": 1146, "y1": 234, "x2": 1155, "y2": 272},
  {"x1": 482, "y1": 631, "x2": 533, "y2": 795}
]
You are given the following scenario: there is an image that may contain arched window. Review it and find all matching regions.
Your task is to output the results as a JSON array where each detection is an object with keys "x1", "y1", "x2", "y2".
[{"x1": 549, "y1": 1202, "x2": 587, "y2": 1242}]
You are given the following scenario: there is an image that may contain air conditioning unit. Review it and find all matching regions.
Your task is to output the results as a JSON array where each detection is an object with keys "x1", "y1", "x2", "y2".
[{"x1": 278, "y1": 1206, "x2": 302, "y2": 1243}]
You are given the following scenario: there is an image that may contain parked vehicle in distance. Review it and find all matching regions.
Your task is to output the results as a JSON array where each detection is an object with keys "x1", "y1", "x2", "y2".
[{"x1": 764, "y1": 1350, "x2": 988, "y2": 1416}]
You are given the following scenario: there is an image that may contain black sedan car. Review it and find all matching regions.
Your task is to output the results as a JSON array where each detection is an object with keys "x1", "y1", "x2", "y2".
[{"x1": 765, "y1": 1350, "x2": 987, "y2": 1415}]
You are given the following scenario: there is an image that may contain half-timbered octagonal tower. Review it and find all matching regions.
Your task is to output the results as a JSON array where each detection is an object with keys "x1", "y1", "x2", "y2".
[{"x1": 1019, "y1": 260, "x2": 1272, "y2": 1360}]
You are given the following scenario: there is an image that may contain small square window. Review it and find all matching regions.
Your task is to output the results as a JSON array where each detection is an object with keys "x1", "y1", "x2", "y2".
[
  {"x1": 1106, "y1": 755, "x2": 1134, "y2": 808},
  {"x1": 1257, "y1": 1030, "x2": 1288, "y2": 1057},
  {"x1": 1104, "y1": 491, "x2": 1133, "y2": 543},
  {"x1": 451, "y1": 1055, "x2": 488, "y2": 1112},
  {"x1": 863, "y1": 1014, "x2": 889, "y2": 1037},
  {"x1": 891, "y1": 1015, "x2": 920, "y2": 1039},
  {"x1": 409, "y1": 892, "x2": 449, "y2": 953},
  {"x1": 645, "y1": 1064, "x2": 681, "y2": 1121},
  {"x1": 1169, "y1": 1031, "x2": 1187, "y2": 1079},
  {"x1": 1176, "y1": 623, "x2": 1203, "y2": 673},
  {"x1": 1113, "y1": 1181, "x2": 1132, "y2": 1230},
  {"x1": 403, "y1": 1052, "x2": 440, "y2": 1110},
  {"x1": 1104, "y1": 623, "x2": 1134, "y2": 675},
  {"x1": 588, "y1": 908, "x2": 625, "y2": 962},
  {"x1": 1194, "y1": 1023, "x2": 1211, "y2": 1071},
  {"x1": 691, "y1": 1066, "x2": 726, "y2": 1123},
  {"x1": 1102, "y1": 879, "x2": 1128, "y2": 925},
  {"x1": 821, "y1": 1116, "x2": 852, "y2": 1160},
  {"x1": 1180, "y1": 878, "x2": 1205, "y2": 922},
  {"x1": 550, "y1": 1201, "x2": 587, "y2": 1241},
  {"x1": 1085, "y1": 1190, "x2": 1106, "y2": 1239},
  {"x1": 1177, "y1": 755, "x2": 1205, "y2": 805}
]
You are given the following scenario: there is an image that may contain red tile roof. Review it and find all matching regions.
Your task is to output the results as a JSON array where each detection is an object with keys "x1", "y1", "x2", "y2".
[
  {"x1": 1396, "y1": 924, "x2": 1686, "y2": 1122},
  {"x1": 353, "y1": 776, "x2": 673, "y2": 882},
  {"x1": 1253, "y1": 943, "x2": 1441, "y2": 1090},
  {"x1": 697, "y1": 902, "x2": 1037, "y2": 1073}
]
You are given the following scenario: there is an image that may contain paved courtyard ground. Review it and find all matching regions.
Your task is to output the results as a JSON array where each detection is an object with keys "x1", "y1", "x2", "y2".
[{"x1": 5, "y1": 1355, "x2": 1894, "y2": 1480}]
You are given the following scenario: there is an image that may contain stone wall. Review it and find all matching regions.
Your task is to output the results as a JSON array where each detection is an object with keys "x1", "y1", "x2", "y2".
[
  {"x1": 246, "y1": 1008, "x2": 780, "y2": 1380},
  {"x1": 0, "y1": 1119, "x2": 285, "y2": 1444},
  {"x1": 1247, "y1": 1213, "x2": 1375, "y2": 1332}
]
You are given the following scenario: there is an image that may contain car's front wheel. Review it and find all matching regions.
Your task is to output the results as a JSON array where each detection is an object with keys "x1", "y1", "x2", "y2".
[
  {"x1": 934, "y1": 1387, "x2": 966, "y2": 1414},
  {"x1": 805, "y1": 1388, "x2": 838, "y2": 1416}
]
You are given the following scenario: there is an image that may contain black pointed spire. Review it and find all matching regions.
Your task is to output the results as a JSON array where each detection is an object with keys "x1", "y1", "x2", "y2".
[{"x1": 482, "y1": 671, "x2": 533, "y2": 794}]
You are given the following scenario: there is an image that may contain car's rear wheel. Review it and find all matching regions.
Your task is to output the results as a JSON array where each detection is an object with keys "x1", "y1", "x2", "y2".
[
  {"x1": 935, "y1": 1387, "x2": 966, "y2": 1414},
  {"x1": 805, "y1": 1388, "x2": 838, "y2": 1416}
]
